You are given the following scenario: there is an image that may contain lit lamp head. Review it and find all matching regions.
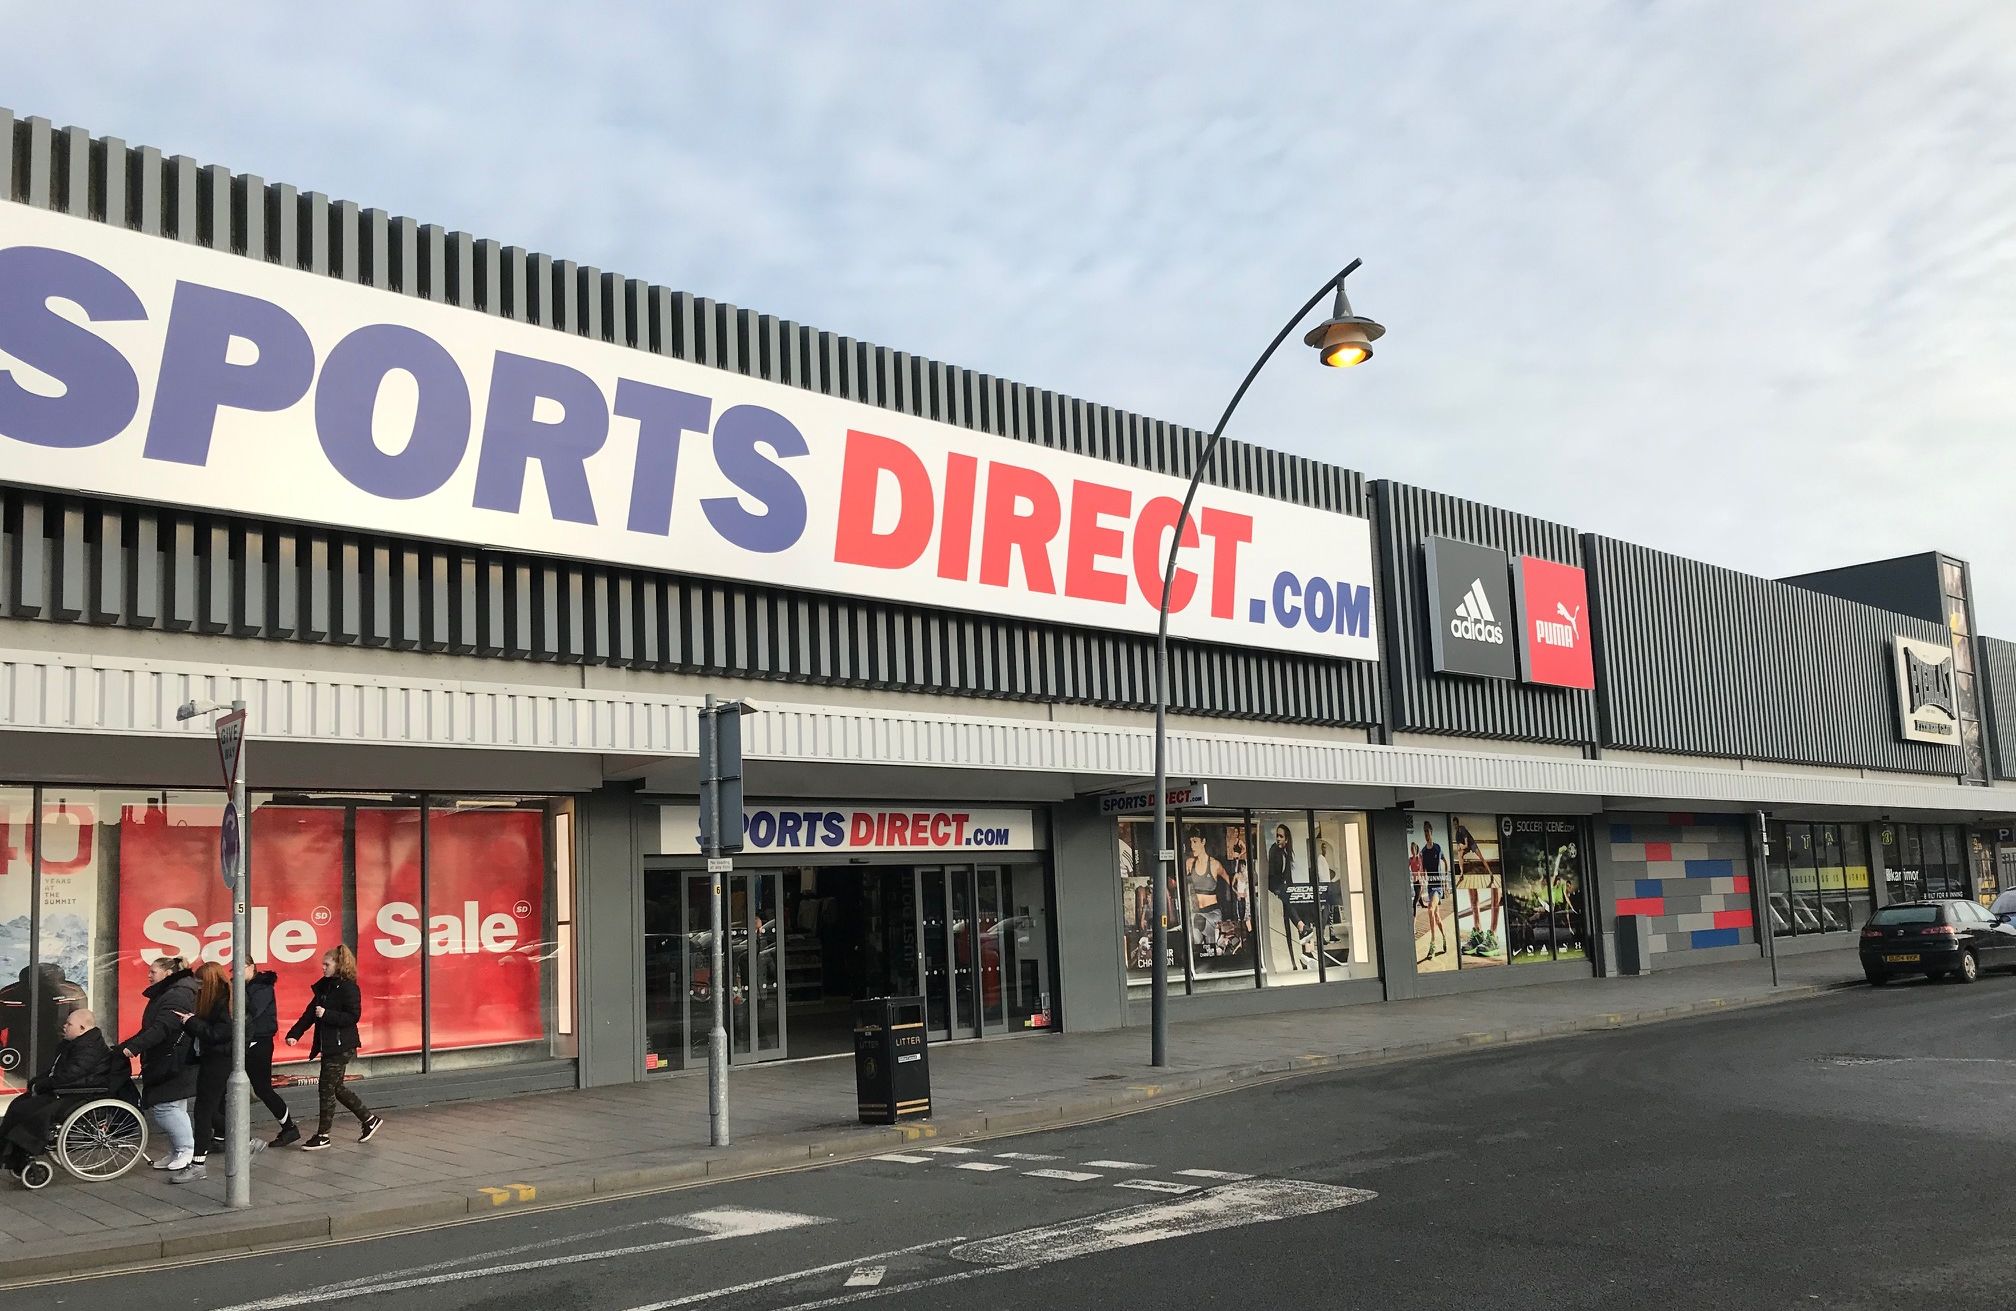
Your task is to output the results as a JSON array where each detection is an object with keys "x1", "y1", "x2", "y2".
[{"x1": 1303, "y1": 268, "x2": 1384, "y2": 368}]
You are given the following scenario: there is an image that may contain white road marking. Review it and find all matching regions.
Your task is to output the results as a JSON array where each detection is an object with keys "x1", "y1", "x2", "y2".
[
  {"x1": 1115, "y1": 1179, "x2": 1198, "y2": 1194},
  {"x1": 843, "y1": 1268, "x2": 887, "y2": 1288},
  {"x1": 922, "y1": 1144, "x2": 981, "y2": 1154},
  {"x1": 955, "y1": 1178, "x2": 1378, "y2": 1266},
  {"x1": 1083, "y1": 1158, "x2": 1150, "y2": 1169},
  {"x1": 993, "y1": 1151, "x2": 1061, "y2": 1161},
  {"x1": 215, "y1": 1209, "x2": 827, "y2": 1311},
  {"x1": 1024, "y1": 1168, "x2": 1102, "y2": 1182},
  {"x1": 954, "y1": 1161, "x2": 1013, "y2": 1172},
  {"x1": 761, "y1": 1178, "x2": 1380, "y2": 1308},
  {"x1": 1175, "y1": 1169, "x2": 1254, "y2": 1181},
  {"x1": 871, "y1": 1153, "x2": 933, "y2": 1164},
  {"x1": 619, "y1": 1237, "x2": 962, "y2": 1311}
]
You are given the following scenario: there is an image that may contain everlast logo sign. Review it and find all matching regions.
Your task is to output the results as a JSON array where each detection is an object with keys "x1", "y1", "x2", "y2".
[
  {"x1": 1892, "y1": 635, "x2": 1960, "y2": 745},
  {"x1": 1424, "y1": 536, "x2": 1518, "y2": 680}
]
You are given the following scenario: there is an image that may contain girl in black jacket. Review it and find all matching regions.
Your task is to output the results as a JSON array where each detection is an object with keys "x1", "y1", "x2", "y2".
[
  {"x1": 119, "y1": 956, "x2": 200, "y2": 1171},
  {"x1": 172, "y1": 961, "x2": 236, "y2": 1182},
  {"x1": 285, "y1": 945, "x2": 382, "y2": 1150},
  {"x1": 242, "y1": 963, "x2": 298, "y2": 1146}
]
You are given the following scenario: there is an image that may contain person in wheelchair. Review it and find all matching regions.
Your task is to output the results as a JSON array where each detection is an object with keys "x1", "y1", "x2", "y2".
[{"x1": 1, "y1": 1007, "x2": 123, "y2": 1175}]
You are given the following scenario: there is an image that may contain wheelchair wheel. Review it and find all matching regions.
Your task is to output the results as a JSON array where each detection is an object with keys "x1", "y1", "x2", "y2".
[
  {"x1": 20, "y1": 1159, "x2": 54, "y2": 1190},
  {"x1": 56, "y1": 1099, "x2": 148, "y2": 1182}
]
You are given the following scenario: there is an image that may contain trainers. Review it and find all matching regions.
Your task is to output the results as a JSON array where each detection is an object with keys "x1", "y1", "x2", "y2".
[
  {"x1": 272, "y1": 1122, "x2": 301, "y2": 1148},
  {"x1": 170, "y1": 1162, "x2": 206, "y2": 1184},
  {"x1": 153, "y1": 1153, "x2": 192, "y2": 1171},
  {"x1": 300, "y1": 1134, "x2": 332, "y2": 1151},
  {"x1": 358, "y1": 1115, "x2": 384, "y2": 1143}
]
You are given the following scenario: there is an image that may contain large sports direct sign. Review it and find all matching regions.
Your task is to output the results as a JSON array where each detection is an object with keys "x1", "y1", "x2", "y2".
[
  {"x1": 656, "y1": 804, "x2": 1037, "y2": 855},
  {"x1": 0, "y1": 201, "x2": 1378, "y2": 659}
]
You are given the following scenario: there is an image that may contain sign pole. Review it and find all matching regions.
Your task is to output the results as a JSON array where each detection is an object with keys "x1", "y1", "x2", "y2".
[
  {"x1": 1756, "y1": 810, "x2": 1778, "y2": 990},
  {"x1": 704, "y1": 695, "x2": 730, "y2": 1148},
  {"x1": 224, "y1": 701, "x2": 252, "y2": 1208}
]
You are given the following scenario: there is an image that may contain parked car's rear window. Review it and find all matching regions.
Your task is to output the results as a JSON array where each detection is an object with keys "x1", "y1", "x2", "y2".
[{"x1": 1870, "y1": 906, "x2": 1942, "y2": 925}]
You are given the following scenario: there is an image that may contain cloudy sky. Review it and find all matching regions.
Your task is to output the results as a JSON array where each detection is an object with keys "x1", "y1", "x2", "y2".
[{"x1": 7, "y1": 4, "x2": 2014, "y2": 627}]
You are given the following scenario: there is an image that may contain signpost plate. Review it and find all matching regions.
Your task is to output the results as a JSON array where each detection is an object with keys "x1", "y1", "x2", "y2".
[{"x1": 215, "y1": 709, "x2": 247, "y2": 788}]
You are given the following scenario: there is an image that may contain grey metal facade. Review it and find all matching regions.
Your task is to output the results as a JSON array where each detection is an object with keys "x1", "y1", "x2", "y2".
[
  {"x1": 0, "y1": 109, "x2": 1384, "y2": 727},
  {"x1": 1585, "y1": 535, "x2": 1964, "y2": 774},
  {"x1": 1979, "y1": 636, "x2": 2016, "y2": 781},
  {"x1": 1372, "y1": 482, "x2": 1598, "y2": 744}
]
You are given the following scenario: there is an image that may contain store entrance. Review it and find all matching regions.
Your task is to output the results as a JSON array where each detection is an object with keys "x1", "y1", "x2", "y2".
[
  {"x1": 641, "y1": 870, "x2": 785, "y2": 1071},
  {"x1": 643, "y1": 861, "x2": 1055, "y2": 1069}
]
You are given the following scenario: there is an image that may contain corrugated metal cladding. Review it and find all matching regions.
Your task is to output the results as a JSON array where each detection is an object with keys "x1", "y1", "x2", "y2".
[
  {"x1": 1978, "y1": 636, "x2": 2016, "y2": 781},
  {"x1": 1585, "y1": 536, "x2": 1964, "y2": 775},
  {"x1": 1373, "y1": 483, "x2": 1598, "y2": 743},
  {"x1": 0, "y1": 110, "x2": 1382, "y2": 727}
]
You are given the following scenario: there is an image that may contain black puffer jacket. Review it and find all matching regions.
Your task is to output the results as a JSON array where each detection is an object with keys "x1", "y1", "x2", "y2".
[
  {"x1": 31, "y1": 1028, "x2": 119, "y2": 1096},
  {"x1": 122, "y1": 969, "x2": 199, "y2": 1106},
  {"x1": 286, "y1": 976, "x2": 362, "y2": 1059},
  {"x1": 183, "y1": 992, "x2": 234, "y2": 1068},
  {"x1": 246, "y1": 971, "x2": 279, "y2": 1043}
]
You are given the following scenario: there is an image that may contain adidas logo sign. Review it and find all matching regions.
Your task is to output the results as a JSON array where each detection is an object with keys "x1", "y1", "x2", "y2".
[{"x1": 1449, "y1": 580, "x2": 1505, "y2": 644}]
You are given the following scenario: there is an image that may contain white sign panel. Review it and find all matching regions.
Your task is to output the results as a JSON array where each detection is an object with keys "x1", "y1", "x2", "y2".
[
  {"x1": 656, "y1": 804, "x2": 1038, "y2": 855},
  {"x1": 0, "y1": 200, "x2": 1379, "y2": 660},
  {"x1": 214, "y1": 708, "x2": 246, "y2": 789},
  {"x1": 1892, "y1": 634, "x2": 1960, "y2": 745}
]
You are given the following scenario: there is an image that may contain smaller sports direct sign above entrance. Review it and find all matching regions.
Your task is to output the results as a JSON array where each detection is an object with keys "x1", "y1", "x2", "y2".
[
  {"x1": 657, "y1": 804, "x2": 1037, "y2": 855},
  {"x1": 1097, "y1": 784, "x2": 1210, "y2": 816}
]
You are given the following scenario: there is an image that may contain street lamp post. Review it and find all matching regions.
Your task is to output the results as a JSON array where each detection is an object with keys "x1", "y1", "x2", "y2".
[{"x1": 1148, "y1": 262, "x2": 1384, "y2": 1067}]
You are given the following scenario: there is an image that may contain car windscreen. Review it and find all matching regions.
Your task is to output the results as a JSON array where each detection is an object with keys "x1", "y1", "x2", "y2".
[
  {"x1": 1869, "y1": 906, "x2": 1942, "y2": 925},
  {"x1": 1993, "y1": 891, "x2": 2016, "y2": 917}
]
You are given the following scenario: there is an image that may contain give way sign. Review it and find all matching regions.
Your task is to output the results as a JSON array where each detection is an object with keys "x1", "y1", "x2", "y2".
[{"x1": 215, "y1": 709, "x2": 247, "y2": 789}]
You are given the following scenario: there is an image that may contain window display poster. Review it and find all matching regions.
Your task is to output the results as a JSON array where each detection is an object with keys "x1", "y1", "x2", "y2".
[
  {"x1": 1117, "y1": 818, "x2": 1182, "y2": 982},
  {"x1": 1312, "y1": 815, "x2": 1361, "y2": 970},
  {"x1": 1257, "y1": 814, "x2": 1317, "y2": 978},
  {"x1": 353, "y1": 809, "x2": 547, "y2": 1054},
  {"x1": 1180, "y1": 819, "x2": 1256, "y2": 978},
  {"x1": 117, "y1": 804, "x2": 345, "y2": 1065},
  {"x1": 1449, "y1": 815, "x2": 1507, "y2": 968},
  {"x1": 1502, "y1": 818, "x2": 1588, "y2": 963},
  {"x1": 1409, "y1": 813, "x2": 1457, "y2": 973}
]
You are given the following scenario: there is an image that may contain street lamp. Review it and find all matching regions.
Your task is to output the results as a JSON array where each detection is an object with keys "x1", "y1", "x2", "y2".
[{"x1": 1148, "y1": 260, "x2": 1383, "y2": 1068}]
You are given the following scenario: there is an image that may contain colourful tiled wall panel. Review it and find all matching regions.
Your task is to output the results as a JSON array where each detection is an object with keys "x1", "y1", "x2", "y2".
[{"x1": 1605, "y1": 817, "x2": 1755, "y2": 957}]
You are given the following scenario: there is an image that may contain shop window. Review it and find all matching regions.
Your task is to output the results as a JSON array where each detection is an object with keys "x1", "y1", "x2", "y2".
[
  {"x1": 1255, "y1": 812, "x2": 1318, "y2": 986},
  {"x1": 1840, "y1": 823, "x2": 1873, "y2": 931},
  {"x1": 1408, "y1": 813, "x2": 1458, "y2": 973},
  {"x1": 1503, "y1": 818, "x2": 1590, "y2": 963},
  {"x1": 1313, "y1": 812, "x2": 1377, "y2": 980},
  {"x1": 1, "y1": 787, "x2": 575, "y2": 1092}
]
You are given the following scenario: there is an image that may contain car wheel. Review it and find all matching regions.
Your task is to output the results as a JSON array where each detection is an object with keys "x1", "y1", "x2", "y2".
[
  {"x1": 1957, "y1": 950, "x2": 1980, "y2": 984},
  {"x1": 1864, "y1": 968, "x2": 1888, "y2": 986}
]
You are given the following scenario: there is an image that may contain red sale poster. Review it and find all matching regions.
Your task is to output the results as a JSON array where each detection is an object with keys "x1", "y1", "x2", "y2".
[
  {"x1": 351, "y1": 809, "x2": 424, "y2": 1055},
  {"x1": 354, "y1": 808, "x2": 545, "y2": 1055},
  {"x1": 426, "y1": 810, "x2": 544, "y2": 1051},
  {"x1": 116, "y1": 803, "x2": 343, "y2": 1065}
]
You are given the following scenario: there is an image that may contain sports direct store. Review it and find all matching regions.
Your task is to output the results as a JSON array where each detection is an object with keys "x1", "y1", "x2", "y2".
[{"x1": 4, "y1": 106, "x2": 2016, "y2": 1105}]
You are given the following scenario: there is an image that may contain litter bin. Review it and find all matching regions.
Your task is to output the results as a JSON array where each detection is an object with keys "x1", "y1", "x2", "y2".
[{"x1": 854, "y1": 995, "x2": 930, "y2": 1125}]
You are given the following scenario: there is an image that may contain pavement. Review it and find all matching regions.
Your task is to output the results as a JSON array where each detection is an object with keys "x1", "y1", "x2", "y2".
[{"x1": 0, "y1": 948, "x2": 1864, "y2": 1286}]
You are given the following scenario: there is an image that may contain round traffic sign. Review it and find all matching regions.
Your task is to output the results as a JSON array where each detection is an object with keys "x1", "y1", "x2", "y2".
[{"x1": 219, "y1": 802, "x2": 241, "y2": 891}]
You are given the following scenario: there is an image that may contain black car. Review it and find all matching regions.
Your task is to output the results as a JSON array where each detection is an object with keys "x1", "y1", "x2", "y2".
[{"x1": 1859, "y1": 899, "x2": 2016, "y2": 985}]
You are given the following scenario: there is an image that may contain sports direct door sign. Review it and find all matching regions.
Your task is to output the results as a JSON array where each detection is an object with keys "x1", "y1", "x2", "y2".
[
  {"x1": 1513, "y1": 556, "x2": 1594, "y2": 690},
  {"x1": 1097, "y1": 783, "x2": 1210, "y2": 816},
  {"x1": 1893, "y1": 635, "x2": 1959, "y2": 744},
  {"x1": 657, "y1": 805, "x2": 1037, "y2": 855},
  {"x1": 0, "y1": 201, "x2": 1377, "y2": 661},
  {"x1": 1423, "y1": 536, "x2": 1518, "y2": 680}
]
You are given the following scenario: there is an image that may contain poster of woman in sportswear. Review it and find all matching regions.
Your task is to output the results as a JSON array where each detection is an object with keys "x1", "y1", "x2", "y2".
[
  {"x1": 1502, "y1": 817, "x2": 1590, "y2": 963},
  {"x1": 1183, "y1": 823, "x2": 1254, "y2": 979},
  {"x1": 1261, "y1": 818, "x2": 1317, "y2": 976},
  {"x1": 1410, "y1": 815, "x2": 1457, "y2": 973},
  {"x1": 1450, "y1": 815, "x2": 1507, "y2": 967},
  {"x1": 1117, "y1": 818, "x2": 1183, "y2": 982}
]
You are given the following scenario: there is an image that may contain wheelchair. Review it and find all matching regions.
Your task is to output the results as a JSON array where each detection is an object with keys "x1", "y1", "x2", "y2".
[{"x1": 9, "y1": 1083, "x2": 149, "y2": 1190}]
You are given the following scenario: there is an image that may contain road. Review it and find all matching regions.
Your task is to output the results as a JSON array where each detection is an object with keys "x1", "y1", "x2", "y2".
[{"x1": 11, "y1": 971, "x2": 2016, "y2": 1311}]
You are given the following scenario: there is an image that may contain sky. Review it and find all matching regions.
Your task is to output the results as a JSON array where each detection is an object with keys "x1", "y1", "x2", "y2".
[{"x1": 6, "y1": 3, "x2": 2014, "y2": 629}]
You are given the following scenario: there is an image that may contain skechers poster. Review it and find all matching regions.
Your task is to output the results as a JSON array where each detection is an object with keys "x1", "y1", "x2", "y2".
[{"x1": 1502, "y1": 817, "x2": 1590, "y2": 963}]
